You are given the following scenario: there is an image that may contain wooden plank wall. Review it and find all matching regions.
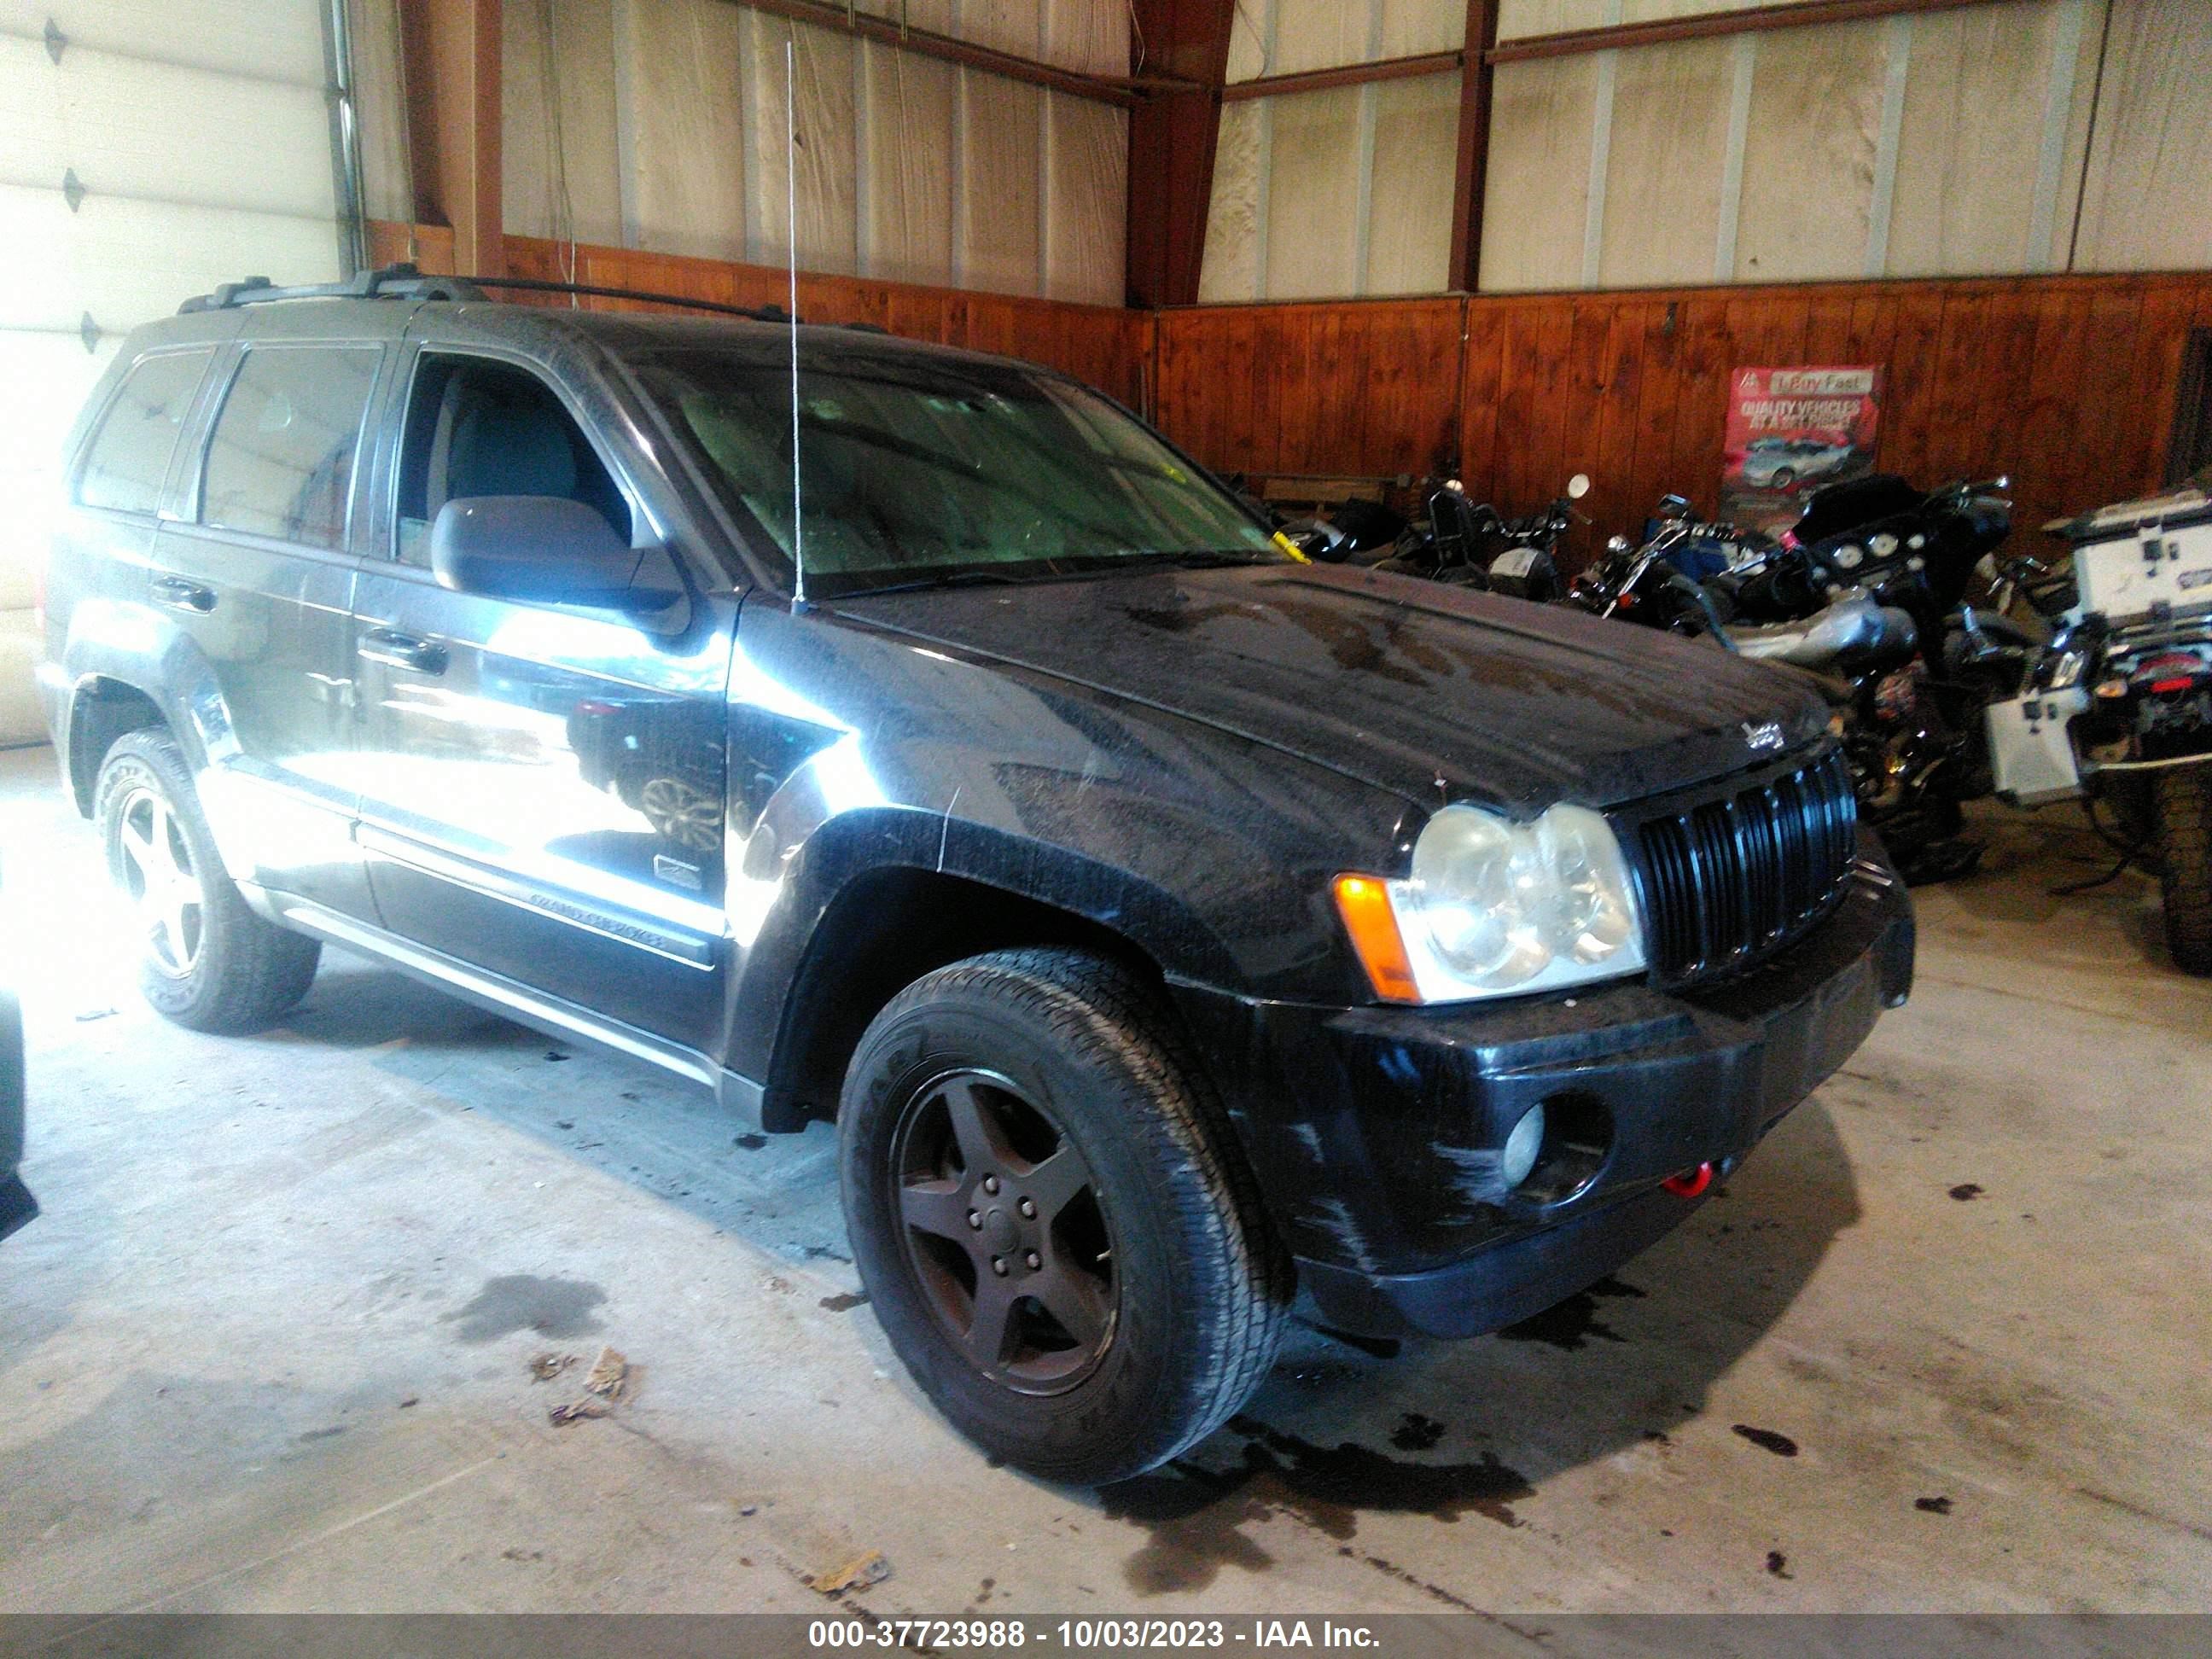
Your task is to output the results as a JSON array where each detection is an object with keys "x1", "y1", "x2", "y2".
[
  {"x1": 366, "y1": 222, "x2": 1155, "y2": 410},
  {"x1": 1153, "y1": 273, "x2": 2212, "y2": 564}
]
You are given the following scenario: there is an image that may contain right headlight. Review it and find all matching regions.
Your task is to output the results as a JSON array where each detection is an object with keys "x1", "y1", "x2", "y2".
[{"x1": 1334, "y1": 802, "x2": 1646, "y2": 1004}]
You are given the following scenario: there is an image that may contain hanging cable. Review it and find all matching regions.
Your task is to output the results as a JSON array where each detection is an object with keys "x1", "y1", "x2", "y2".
[{"x1": 539, "y1": 0, "x2": 580, "y2": 293}]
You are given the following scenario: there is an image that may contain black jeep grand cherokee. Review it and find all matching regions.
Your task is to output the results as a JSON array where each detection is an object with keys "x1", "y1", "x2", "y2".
[{"x1": 38, "y1": 268, "x2": 1912, "y2": 1483}]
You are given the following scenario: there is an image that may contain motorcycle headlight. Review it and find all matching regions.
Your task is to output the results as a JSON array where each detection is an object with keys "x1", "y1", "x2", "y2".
[{"x1": 1334, "y1": 803, "x2": 1646, "y2": 1004}]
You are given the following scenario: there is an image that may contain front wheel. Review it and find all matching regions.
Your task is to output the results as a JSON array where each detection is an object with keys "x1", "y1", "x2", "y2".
[
  {"x1": 95, "y1": 730, "x2": 322, "y2": 1032},
  {"x1": 2151, "y1": 765, "x2": 2212, "y2": 975},
  {"x1": 839, "y1": 948, "x2": 1289, "y2": 1485}
]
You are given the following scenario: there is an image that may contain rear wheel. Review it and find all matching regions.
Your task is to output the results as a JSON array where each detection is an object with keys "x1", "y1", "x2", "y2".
[
  {"x1": 839, "y1": 948, "x2": 1289, "y2": 1485},
  {"x1": 2151, "y1": 765, "x2": 2212, "y2": 975},
  {"x1": 95, "y1": 730, "x2": 321, "y2": 1032},
  {"x1": 1770, "y1": 467, "x2": 1797, "y2": 490}
]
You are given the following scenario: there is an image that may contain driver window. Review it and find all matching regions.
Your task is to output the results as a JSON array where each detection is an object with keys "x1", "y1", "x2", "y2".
[{"x1": 393, "y1": 354, "x2": 631, "y2": 566}]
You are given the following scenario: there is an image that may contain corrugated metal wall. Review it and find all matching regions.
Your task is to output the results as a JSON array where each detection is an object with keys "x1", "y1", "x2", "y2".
[{"x1": 0, "y1": 1, "x2": 345, "y2": 742}]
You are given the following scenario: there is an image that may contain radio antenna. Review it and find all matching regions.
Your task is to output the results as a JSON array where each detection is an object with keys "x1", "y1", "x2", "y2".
[{"x1": 785, "y1": 37, "x2": 806, "y2": 609}]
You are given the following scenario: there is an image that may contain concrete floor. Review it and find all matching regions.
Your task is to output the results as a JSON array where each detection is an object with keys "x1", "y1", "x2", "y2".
[{"x1": 1, "y1": 740, "x2": 2208, "y2": 1617}]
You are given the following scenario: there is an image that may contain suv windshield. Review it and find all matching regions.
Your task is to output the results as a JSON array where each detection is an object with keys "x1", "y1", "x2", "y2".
[{"x1": 637, "y1": 348, "x2": 1284, "y2": 597}]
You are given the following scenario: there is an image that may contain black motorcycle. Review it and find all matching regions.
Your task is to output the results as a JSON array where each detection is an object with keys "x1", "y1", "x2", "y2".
[
  {"x1": 1352, "y1": 474, "x2": 1587, "y2": 595},
  {"x1": 1571, "y1": 474, "x2": 2020, "y2": 882}
]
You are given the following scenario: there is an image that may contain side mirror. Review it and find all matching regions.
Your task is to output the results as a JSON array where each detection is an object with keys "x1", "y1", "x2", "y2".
[
  {"x1": 1566, "y1": 473, "x2": 1592, "y2": 500},
  {"x1": 431, "y1": 496, "x2": 667, "y2": 610}
]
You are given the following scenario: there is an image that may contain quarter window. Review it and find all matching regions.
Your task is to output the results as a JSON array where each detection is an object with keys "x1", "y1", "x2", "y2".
[
  {"x1": 201, "y1": 346, "x2": 381, "y2": 550},
  {"x1": 75, "y1": 351, "x2": 212, "y2": 515}
]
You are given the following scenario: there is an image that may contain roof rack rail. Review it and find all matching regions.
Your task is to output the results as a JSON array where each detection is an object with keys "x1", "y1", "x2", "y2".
[
  {"x1": 179, "y1": 263, "x2": 800, "y2": 328},
  {"x1": 459, "y1": 274, "x2": 794, "y2": 325},
  {"x1": 178, "y1": 264, "x2": 483, "y2": 313}
]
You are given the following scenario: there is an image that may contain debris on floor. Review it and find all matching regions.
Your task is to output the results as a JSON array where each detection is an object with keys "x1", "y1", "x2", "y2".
[
  {"x1": 548, "y1": 1400, "x2": 611, "y2": 1427},
  {"x1": 1916, "y1": 1495, "x2": 1954, "y2": 1515},
  {"x1": 74, "y1": 1007, "x2": 117, "y2": 1022},
  {"x1": 1949, "y1": 1183, "x2": 1986, "y2": 1201},
  {"x1": 806, "y1": 1551, "x2": 892, "y2": 1595},
  {"x1": 584, "y1": 1346, "x2": 629, "y2": 1400},
  {"x1": 1731, "y1": 1424, "x2": 1801, "y2": 1458},
  {"x1": 527, "y1": 1351, "x2": 576, "y2": 1383}
]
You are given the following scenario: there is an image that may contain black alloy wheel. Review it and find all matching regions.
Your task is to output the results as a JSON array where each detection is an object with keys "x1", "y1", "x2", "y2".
[
  {"x1": 839, "y1": 948, "x2": 1290, "y2": 1485},
  {"x1": 891, "y1": 1068, "x2": 1117, "y2": 1394}
]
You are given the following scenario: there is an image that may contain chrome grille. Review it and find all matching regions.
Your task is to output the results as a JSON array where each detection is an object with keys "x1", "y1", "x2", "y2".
[{"x1": 1633, "y1": 746, "x2": 1859, "y2": 986}]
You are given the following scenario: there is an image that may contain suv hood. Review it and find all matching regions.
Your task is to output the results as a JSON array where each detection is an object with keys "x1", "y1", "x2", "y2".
[{"x1": 840, "y1": 564, "x2": 1831, "y2": 814}]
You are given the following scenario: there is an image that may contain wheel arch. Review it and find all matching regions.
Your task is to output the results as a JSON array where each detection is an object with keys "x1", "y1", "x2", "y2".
[
  {"x1": 65, "y1": 675, "x2": 173, "y2": 816},
  {"x1": 749, "y1": 856, "x2": 1186, "y2": 1133}
]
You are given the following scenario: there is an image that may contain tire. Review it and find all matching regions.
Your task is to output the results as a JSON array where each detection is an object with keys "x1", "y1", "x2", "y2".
[
  {"x1": 95, "y1": 729, "x2": 322, "y2": 1033},
  {"x1": 839, "y1": 947, "x2": 1290, "y2": 1485},
  {"x1": 2151, "y1": 766, "x2": 2212, "y2": 975},
  {"x1": 1769, "y1": 467, "x2": 1796, "y2": 491}
]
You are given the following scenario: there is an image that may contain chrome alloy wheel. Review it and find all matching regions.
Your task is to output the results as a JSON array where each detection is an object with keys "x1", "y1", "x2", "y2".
[{"x1": 114, "y1": 785, "x2": 206, "y2": 977}]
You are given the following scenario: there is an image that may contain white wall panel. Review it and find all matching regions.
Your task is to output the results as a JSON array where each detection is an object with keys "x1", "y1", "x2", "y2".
[
  {"x1": 624, "y1": 0, "x2": 751, "y2": 262},
  {"x1": 1264, "y1": 85, "x2": 1363, "y2": 300},
  {"x1": 1380, "y1": 0, "x2": 1465, "y2": 60},
  {"x1": 1274, "y1": 0, "x2": 1371, "y2": 78},
  {"x1": 1730, "y1": 19, "x2": 1884, "y2": 282},
  {"x1": 958, "y1": 70, "x2": 1041, "y2": 294},
  {"x1": 1365, "y1": 72, "x2": 1456, "y2": 295},
  {"x1": 1478, "y1": 55, "x2": 1598, "y2": 291},
  {"x1": 347, "y1": 0, "x2": 411, "y2": 222},
  {"x1": 1044, "y1": 94, "x2": 1124, "y2": 303},
  {"x1": 504, "y1": 0, "x2": 624, "y2": 247},
  {"x1": 1198, "y1": 98, "x2": 1263, "y2": 301},
  {"x1": 861, "y1": 40, "x2": 958, "y2": 286},
  {"x1": 2071, "y1": 0, "x2": 2212, "y2": 273},
  {"x1": 1598, "y1": 37, "x2": 1732, "y2": 288},
  {"x1": 1885, "y1": 1, "x2": 2070, "y2": 278}
]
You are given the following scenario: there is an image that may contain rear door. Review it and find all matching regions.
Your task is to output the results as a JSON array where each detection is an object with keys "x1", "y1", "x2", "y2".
[
  {"x1": 346, "y1": 338, "x2": 736, "y2": 1056},
  {"x1": 147, "y1": 333, "x2": 387, "y2": 917}
]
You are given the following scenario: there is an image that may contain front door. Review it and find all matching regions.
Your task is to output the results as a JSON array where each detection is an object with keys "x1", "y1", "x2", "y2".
[{"x1": 346, "y1": 346, "x2": 735, "y2": 1054}]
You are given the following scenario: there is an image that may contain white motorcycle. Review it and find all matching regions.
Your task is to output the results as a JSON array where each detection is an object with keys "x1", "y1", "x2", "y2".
[{"x1": 1984, "y1": 468, "x2": 2212, "y2": 973}]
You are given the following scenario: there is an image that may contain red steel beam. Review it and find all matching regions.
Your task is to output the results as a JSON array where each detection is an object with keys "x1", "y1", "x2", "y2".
[
  {"x1": 1488, "y1": 0, "x2": 2005, "y2": 64},
  {"x1": 1448, "y1": 0, "x2": 1499, "y2": 294},
  {"x1": 1125, "y1": 0, "x2": 1238, "y2": 309}
]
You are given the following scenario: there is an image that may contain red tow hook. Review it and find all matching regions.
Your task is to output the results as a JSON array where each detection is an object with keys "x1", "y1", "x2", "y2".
[{"x1": 1662, "y1": 1162, "x2": 1714, "y2": 1199}]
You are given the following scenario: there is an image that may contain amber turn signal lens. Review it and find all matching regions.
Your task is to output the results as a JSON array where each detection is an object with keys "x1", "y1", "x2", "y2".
[{"x1": 1332, "y1": 874, "x2": 1420, "y2": 1003}]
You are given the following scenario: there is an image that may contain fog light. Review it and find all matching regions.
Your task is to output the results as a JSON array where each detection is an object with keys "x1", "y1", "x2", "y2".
[{"x1": 1501, "y1": 1103, "x2": 1545, "y2": 1190}]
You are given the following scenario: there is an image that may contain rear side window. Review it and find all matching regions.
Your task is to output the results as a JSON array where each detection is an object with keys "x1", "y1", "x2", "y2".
[
  {"x1": 76, "y1": 350, "x2": 212, "y2": 515},
  {"x1": 201, "y1": 346, "x2": 381, "y2": 550}
]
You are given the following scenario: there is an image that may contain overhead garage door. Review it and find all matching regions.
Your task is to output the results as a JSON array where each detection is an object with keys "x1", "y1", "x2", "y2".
[{"x1": 0, "y1": 1, "x2": 350, "y2": 741}]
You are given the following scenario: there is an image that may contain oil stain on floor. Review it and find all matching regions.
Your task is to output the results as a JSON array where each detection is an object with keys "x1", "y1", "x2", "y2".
[
  {"x1": 439, "y1": 1275, "x2": 607, "y2": 1343},
  {"x1": 1099, "y1": 1417, "x2": 1533, "y2": 1597}
]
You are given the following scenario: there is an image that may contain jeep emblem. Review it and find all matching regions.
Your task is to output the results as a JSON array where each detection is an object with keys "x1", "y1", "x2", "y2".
[{"x1": 1743, "y1": 720, "x2": 1785, "y2": 752}]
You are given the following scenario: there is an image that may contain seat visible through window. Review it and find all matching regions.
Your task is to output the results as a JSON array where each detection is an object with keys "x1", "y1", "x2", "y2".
[{"x1": 395, "y1": 357, "x2": 629, "y2": 565}]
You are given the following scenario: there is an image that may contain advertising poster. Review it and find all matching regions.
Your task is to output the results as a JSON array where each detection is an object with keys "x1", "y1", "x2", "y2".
[{"x1": 1720, "y1": 365, "x2": 1883, "y2": 535}]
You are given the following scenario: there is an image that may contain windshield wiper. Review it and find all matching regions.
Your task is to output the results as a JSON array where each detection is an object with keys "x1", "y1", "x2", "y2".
[
  {"x1": 845, "y1": 568, "x2": 1048, "y2": 597},
  {"x1": 1135, "y1": 549, "x2": 1286, "y2": 570}
]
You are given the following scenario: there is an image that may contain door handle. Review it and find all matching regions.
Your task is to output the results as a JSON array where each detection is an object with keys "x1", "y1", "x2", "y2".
[
  {"x1": 152, "y1": 576, "x2": 216, "y2": 614},
  {"x1": 358, "y1": 628, "x2": 449, "y2": 675}
]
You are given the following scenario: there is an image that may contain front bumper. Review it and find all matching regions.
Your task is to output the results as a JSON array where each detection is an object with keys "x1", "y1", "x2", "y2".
[{"x1": 1173, "y1": 849, "x2": 1913, "y2": 1338}]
